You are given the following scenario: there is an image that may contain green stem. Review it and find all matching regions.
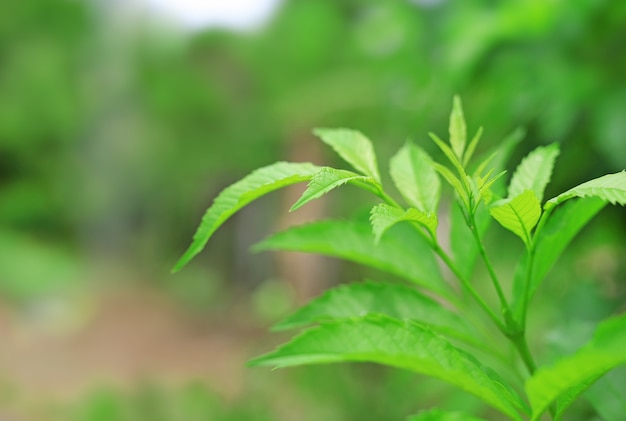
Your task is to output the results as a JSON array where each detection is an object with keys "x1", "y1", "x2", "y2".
[
  {"x1": 511, "y1": 333, "x2": 537, "y2": 375},
  {"x1": 434, "y1": 245, "x2": 507, "y2": 334},
  {"x1": 468, "y1": 214, "x2": 511, "y2": 320},
  {"x1": 520, "y1": 247, "x2": 535, "y2": 330},
  {"x1": 519, "y1": 206, "x2": 554, "y2": 328},
  {"x1": 378, "y1": 190, "x2": 402, "y2": 209}
]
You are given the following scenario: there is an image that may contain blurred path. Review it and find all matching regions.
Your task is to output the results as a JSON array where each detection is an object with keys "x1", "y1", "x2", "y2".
[{"x1": 0, "y1": 285, "x2": 257, "y2": 402}]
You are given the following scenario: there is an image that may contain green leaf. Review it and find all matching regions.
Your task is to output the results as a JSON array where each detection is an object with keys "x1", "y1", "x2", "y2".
[
  {"x1": 526, "y1": 314, "x2": 626, "y2": 420},
  {"x1": 547, "y1": 170, "x2": 626, "y2": 208},
  {"x1": 407, "y1": 408, "x2": 489, "y2": 421},
  {"x1": 291, "y1": 167, "x2": 381, "y2": 211},
  {"x1": 489, "y1": 190, "x2": 541, "y2": 246},
  {"x1": 449, "y1": 95, "x2": 467, "y2": 160},
  {"x1": 313, "y1": 128, "x2": 381, "y2": 182},
  {"x1": 450, "y1": 130, "x2": 522, "y2": 279},
  {"x1": 511, "y1": 197, "x2": 606, "y2": 319},
  {"x1": 585, "y1": 368, "x2": 626, "y2": 421},
  {"x1": 253, "y1": 219, "x2": 450, "y2": 297},
  {"x1": 272, "y1": 281, "x2": 471, "y2": 342},
  {"x1": 474, "y1": 127, "x2": 525, "y2": 197},
  {"x1": 463, "y1": 126, "x2": 483, "y2": 167},
  {"x1": 508, "y1": 143, "x2": 560, "y2": 202},
  {"x1": 429, "y1": 133, "x2": 466, "y2": 179},
  {"x1": 432, "y1": 162, "x2": 469, "y2": 209},
  {"x1": 477, "y1": 170, "x2": 508, "y2": 205},
  {"x1": 390, "y1": 143, "x2": 441, "y2": 213},
  {"x1": 173, "y1": 162, "x2": 319, "y2": 272},
  {"x1": 251, "y1": 315, "x2": 527, "y2": 421},
  {"x1": 370, "y1": 204, "x2": 437, "y2": 242}
]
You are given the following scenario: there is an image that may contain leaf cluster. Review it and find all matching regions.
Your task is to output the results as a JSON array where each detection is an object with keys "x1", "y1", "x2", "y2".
[{"x1": 174, "y1": 97, "x2": 626, "y2": 420}]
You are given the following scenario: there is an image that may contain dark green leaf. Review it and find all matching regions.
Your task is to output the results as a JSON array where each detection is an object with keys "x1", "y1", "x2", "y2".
[
  {"x1": 253, "y1": 219, "x2": 450, "y2": 297},
  {"x1": 273, "y1": 281, "x2": 472, "y2": 342},
  {"x1": 407, "y1": 408, "x2": 489, "y2": 421},
  {"x1": 251, "y1": 315, "x2": 527, "y2": 420},
  {"x1": 173, "y1": 162, "x2": 319, "y2": 272},
  {"x1": 526, "y1": 314, "x2": 626, "y2": 420},
  {"x1": 585, "y1": 368, "x2": 626, "y2": 421}
]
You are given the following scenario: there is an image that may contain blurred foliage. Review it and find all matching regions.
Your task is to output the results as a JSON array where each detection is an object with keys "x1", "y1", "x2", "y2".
[
  {"x1": 0, "y1": 0, "x2": 88, "y2": 236},
  {"x1": 3, "y1": 0, "x2": 625, "y2": 261},
  {"x1": 25, "y1": 367, "x2": 489, "y2": 421}
]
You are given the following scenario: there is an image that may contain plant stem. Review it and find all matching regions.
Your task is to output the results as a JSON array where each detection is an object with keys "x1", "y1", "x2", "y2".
[
  {"x1": 519, "y1": 206, "x2": 553, "y2": 328},
  {"x1": 433, "y1": 245, "x2": 507, "y2": 333},
  {"x1": 468, "y1": 214, "x2": 512, "y2": 320},
  {"x1": 378, "y1": 191, "x2": 402, "y2": 209},
  {"x1": 510, "y1": 333, "x2": 537, "y2": 375},
  {"x1": 519, "y1": 247, "x2": 535, "y2": 330},
  {"x1": 464, "y1": 208, "x2": 542, "y2": 377}
]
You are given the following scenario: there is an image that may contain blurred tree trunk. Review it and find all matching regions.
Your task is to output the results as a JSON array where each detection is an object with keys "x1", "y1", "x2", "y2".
[{"x1": 274, "y1": 131, "x2": 335, "y2": 304}]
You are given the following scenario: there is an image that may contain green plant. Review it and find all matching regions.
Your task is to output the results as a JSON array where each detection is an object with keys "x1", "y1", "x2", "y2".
[{"x1": 174, "y1": 97, "x2": 626, "y2": 420}]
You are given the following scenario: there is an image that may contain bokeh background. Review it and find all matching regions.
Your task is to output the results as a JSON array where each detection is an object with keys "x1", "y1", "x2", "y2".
[{"x1": 1, "y1": 0, "x2": 625, "y2": 419}]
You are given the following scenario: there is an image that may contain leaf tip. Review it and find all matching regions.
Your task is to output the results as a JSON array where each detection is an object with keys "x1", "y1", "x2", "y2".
[
  {"x1": 289, "y1": 202, "x2": 303, "y2": 212},
  {"x1": 171, "y1": 249, "x2": 195, "y2": 273}
]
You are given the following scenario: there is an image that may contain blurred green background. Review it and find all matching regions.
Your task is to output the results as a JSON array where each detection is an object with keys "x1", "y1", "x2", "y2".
[{"x1": 0, "y1": 0, "x2": 624, "y2": 419}]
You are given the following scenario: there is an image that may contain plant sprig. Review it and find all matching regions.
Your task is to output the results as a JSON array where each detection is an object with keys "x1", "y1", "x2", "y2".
[{"x1": 175, "y1": 96, "x2": 626, "y2": 420}]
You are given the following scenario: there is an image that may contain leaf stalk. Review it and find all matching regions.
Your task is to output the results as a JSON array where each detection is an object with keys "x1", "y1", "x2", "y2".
[
  {"x1": 468, "y1": 213, "x2": 511, "y2": 320},
  {"x1": 433, "y1": 244, "x2": 507, "y2": 334}
]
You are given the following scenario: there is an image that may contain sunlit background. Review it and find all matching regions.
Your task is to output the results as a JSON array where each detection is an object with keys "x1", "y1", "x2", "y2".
[{"x1": 1, "y1": 0, "x2": 625, "y2": 419}]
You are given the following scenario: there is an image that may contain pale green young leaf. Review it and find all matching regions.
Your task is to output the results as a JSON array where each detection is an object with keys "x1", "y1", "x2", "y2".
[
  {"x1": 473, "y1": 152, "x2": 497, "y2": 180},
  {"x1": 432, "y1": 162, "x2": 469, "y2": 209},
  {"x1": 508, "y1": 143, "x2": 560, "y2": 202},
  {"x1": 253, "y1": 219, "x2": 450, "y2": 297},
  {"x1": 272, "y1": 281, "x2": 472, "y2": 343},
  {"x1": 408, "y1": 409, "x2": 489, "y2": 421},
  {"x1": 473, "y1": 127, "x2": 525, "y2": 197},
  {"x1": 429, "y1": 133, "x2": 466, "y2": 178},
  {"x1": 489, "y1": 190, "x2": 541, "y2": 247},
  {"x1": 546, "y1": 170, "x2": 626, "y2": 208},
  {"x1": 173, "y1": 162, "x2": 319, "y2": 272},
  {"x1": 291, "y1": 167, "x2": 381, "y2": 211},
  {"x1": 250, "y1": 315, "x2": 527, "y2": 421},
  {"x1": 313, "y1": 128, "x2": 381, "y2": 182},
  {"x1": 449, "y1": 95, "x2": 467, "y2": 160},
  {"x1": 390, "y1": 143, "x2": 441, "y2": 213},
  {"x1": 526, "y1": 314, "x2": 626, "y2": 420},
  {"x1": 478, "y1": 170, "x2": 508, "y2": 205},
  {"x1": 370, "y1": 204, "x2": 437, "y2": 242},
  {"x1": 450, "y1": 130, "x2": 521, "y2": 279},
  {"x1": 463, "y1": 126, "x2": 483, "y2": 167},
  {"x1": 511, "y1": 197, "x2": 606, "y2": 319}
]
